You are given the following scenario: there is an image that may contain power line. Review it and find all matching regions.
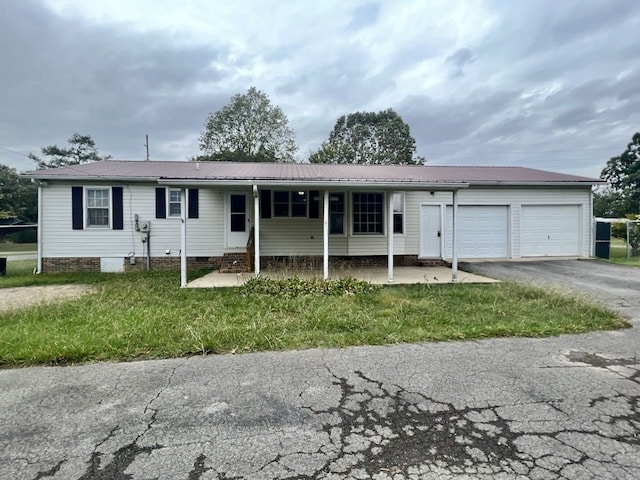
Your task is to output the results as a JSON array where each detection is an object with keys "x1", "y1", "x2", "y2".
[{"x1": 0, "y1": 145, "x2": 31, "y2": 158}]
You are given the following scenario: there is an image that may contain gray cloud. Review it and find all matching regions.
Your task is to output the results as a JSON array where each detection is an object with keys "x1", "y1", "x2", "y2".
[
  {"x1": 445, "y1": 48, "x2": 474, "y2": 77},
  {"x1": 1, "y1": 0, "x2": 639, "y2": 180},
  {"x1": 347, "y1": 2, "x2": 381, "y2": 31}
]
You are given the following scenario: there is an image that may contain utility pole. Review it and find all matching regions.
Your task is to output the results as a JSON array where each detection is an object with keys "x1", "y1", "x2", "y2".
[{"x1": 144, "y1": 134, "x2": 150, "y2": 161}]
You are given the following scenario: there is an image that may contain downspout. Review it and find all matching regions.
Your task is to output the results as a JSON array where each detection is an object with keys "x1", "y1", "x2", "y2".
[
  {"x1": 451, "y1": 190, "x2": 458, "y2": 282},
  {"x1": 253, "y1": 185, "x2": 260, "y2": 276},
  {"x1": 387, "y1": 191, "x2": 394, "y2": 283},
  {"x1": 180, "y1": 187, "x2": 187, "y2": 288},
  {"x1": 36, "y1": 183, "x2": 44, "y2": 274},
  {"x1": 323, "y1": 190, "x2": 329, "y2": 280},
  {"x1": 589, "y1": 188, "x2": 594, "y2": 257}
]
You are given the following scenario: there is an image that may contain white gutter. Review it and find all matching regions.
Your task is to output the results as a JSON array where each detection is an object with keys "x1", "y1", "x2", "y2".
[
  {"x1": 22, "y1": 175, "x2": 161, "y2": 183},
  {"x1": 158, "y1": 179, "x2": 471, "y2": 190}
]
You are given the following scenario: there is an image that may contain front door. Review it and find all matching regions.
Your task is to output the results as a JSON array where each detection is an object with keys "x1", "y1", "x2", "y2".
[
  {"x1": 227, "y1": 193, "x2": 250, "y2": 248},
  {"x1": 420, "y1": 205, "x2": 442, "y2": 258}
]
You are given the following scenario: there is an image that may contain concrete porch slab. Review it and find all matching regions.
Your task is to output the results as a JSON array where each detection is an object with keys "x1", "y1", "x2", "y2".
[{"x1": 186, "y1": 266, "x2": 498, "y2": 288}]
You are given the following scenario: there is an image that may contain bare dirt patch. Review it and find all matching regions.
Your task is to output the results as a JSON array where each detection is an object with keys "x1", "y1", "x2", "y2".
[{"x1": 0, "y1": 285, "x2": 96, "y2": 313}]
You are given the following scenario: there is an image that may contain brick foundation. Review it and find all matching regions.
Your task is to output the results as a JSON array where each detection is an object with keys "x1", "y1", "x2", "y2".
[
  {"x1": 43, "y1": 256, "x2": 223, "y2": 273},
  {"x1": 42, "y1": 255, "x2": 446, "y2": 273},
  {"x1": 42, "y1": 257, "x2": 101, "y2": 273}
]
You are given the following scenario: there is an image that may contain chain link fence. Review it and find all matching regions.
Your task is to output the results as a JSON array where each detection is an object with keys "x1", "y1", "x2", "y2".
[
  {"x1": 0, "y1": 224, "x2": 37, "y2": 275},
  {"x1": 611, "y1": 220, "x2": 640, "y2": 262}
]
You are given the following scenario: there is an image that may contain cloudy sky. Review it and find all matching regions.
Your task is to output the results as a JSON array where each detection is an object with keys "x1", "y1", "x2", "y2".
[{"x1": 1, "y1": 0, "x2": 639, "y2": 177}]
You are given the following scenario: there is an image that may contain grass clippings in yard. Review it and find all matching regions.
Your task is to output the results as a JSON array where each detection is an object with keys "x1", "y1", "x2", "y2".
[{"x1": 0, "y1": 271, "x2": 629, "y2": 367}]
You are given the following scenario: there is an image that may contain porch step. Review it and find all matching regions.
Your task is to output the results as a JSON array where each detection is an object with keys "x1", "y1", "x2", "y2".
[
  {"x1": 219, "y1": 253, "x2": 251, "y2": 273},
  {"x1": 418, "y1": 259, "x2": 450, "y2": 267}
]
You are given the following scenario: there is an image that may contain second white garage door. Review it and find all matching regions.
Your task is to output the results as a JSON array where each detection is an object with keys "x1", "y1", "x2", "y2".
[
  {"x1": 445, "y1": 205, "x2": 509, "y2": 258},
  {"x1": 521, "y1": 205, "x2": 581, "y2": 256}
]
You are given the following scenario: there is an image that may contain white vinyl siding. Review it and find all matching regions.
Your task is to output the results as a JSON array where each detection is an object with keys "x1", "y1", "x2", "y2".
[
  {"x1": 406, "y1": 187, "x2": 592, "y2": 259},
  {"x1": 42, "y1": 184, "x2": 224, "y2": 258},
  {"x1": 41, "y1": 184, "x2": 593, "y2": 262}
]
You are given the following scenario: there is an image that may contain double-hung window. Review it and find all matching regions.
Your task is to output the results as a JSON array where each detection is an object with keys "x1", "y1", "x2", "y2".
[
  {"x1": 352, "y1": 192, "x2": 383, "y2": 234},
  {"x1": 273, "y1": 191, "x2": 307, "y2": 217},
  {"x1": 329, "y1": 193, "x2": 345, "y2": 234},
  {"x1": 392, "y1": 193, "x2": 404, "y2": 234},
  {"x1": 168, "y1": 189, "x2": 181, "y2": 217},
  {"x1": 86, "y1": 188, "x2": 110, "y2": 227}
]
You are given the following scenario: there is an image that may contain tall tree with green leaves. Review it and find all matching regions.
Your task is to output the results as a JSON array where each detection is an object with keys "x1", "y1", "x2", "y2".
[
  {"x1": 0, "y1": 164, "x2": 37, "y2": 221},
  {"x1": 309, "y1": 109, "x2": 425, "y2": 165},
  {"x1": 600, "y1": 132, "x2": 640, "y2": 214},
  {"x1": 198, "y1": 87, "x2": 298, "y2": 162},
  {"x1": 28, "y1": 133, "x2": 111, "y2": 170}
]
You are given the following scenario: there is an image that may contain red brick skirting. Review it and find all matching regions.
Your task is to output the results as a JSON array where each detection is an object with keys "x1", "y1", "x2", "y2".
[
  {"x1": 42, "y1": 255, "x2": 446, "y2": 273},
  {"x1": 43, "y1": 256, "x2": 224, "y2": 273}
]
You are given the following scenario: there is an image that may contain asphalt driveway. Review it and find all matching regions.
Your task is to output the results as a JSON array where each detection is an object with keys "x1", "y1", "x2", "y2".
[
  {"x1": 460, "y1": 259, "x2": 640, "y2": 322},
  {"x1": 1, "y1": 259, "x2": 639, "y2": 479}
]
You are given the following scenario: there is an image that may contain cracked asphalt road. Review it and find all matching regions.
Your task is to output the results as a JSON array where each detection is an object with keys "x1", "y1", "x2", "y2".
[{"x1": 2, "y1": 260, "x2": 639, "y2": 479}]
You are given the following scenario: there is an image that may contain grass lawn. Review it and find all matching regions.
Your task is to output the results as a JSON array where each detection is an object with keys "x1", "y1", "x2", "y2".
[
  {"x1": 606, "y1": 238, "x2": 640, "y2": 267},
  {"x1": 0, "y1": 270, "x2": 628, "y2": 367},
  {"x1": 0, "y1": 243, "x2": 37, "y2": 254}
]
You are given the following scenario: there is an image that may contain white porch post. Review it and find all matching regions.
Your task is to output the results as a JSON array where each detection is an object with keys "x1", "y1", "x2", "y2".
[
  {"x1": 253, "y1": 185, "x2": 260, "y2": 276},
  {"x1": 323, "y1": 190, "x2": 329, "y2": 280},
  {"x1": 387, "y1": 191, "x2": 394, "y2": 282},
  {"x1": 180, "y1": 187, "x2": 187, "y2": 288},
  {"x1": 36, "y1": 184, "x2": 43, "y2": 274},
  {"x1": 451, "y1": 189, "x2": 458, "y2": 282}
]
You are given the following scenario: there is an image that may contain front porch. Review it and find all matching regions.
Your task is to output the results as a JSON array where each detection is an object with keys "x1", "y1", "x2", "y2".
[{"x1": 186, "y1": 265, "x2": 497, "y2": 288}]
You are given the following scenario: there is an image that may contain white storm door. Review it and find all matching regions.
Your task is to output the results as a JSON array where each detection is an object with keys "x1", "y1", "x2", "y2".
[
  {"x1": 227, "y1": 193, "x2": 250, "y2": 248},
  {"x1": 419, "y1": 205, "x2": 442, "y2": 258}
]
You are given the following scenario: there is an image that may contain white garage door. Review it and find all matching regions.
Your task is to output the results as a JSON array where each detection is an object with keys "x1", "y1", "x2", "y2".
[
  {"x1": 521, "y1": 205, "x2": 581, "y2": 256},
  {"x1": 445, "y1": 206, "x2": 509, "y2": 258}
]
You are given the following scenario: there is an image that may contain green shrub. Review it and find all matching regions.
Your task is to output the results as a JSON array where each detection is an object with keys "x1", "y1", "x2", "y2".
[
  {"x1": 240, "y1": 275, "x2": 380, "y2": 297},
  {"x1": 611, "y1": 221, "x2": 627, "y2": 238}
]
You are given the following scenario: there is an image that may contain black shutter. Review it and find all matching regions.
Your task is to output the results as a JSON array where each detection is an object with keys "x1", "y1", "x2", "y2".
[
  {"x1": 188, "y1": 188, "x2": 199, "y2": 219},
  {"x1": 155, "y1": 188, "x2": 166, "y2": 218},
  {"x1": 72, "y1": 186, "x2": 83, "y2": 230},
  {"x1": 309, "y1": 190, "x2": 320, "y2": 219},
  {"x1": 112, "y1": 187, "x2": 123, "y2": 230},
  {"x1": 260, "y1": 189, "x2": 271, "y2": 219}
]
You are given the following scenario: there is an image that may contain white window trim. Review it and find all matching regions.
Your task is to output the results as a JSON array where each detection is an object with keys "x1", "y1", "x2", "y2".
[
  {"x1": 85, "y1": 186, "x2": 111, "y2": 229},
  {"x1": 168, "y1": 188, "x2": 182, "y2": 218},
  {"x1": 351, "y1": 191, "x2": 385, "y2": 236}
]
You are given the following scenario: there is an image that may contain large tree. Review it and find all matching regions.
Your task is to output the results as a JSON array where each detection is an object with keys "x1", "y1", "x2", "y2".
[
  {"x1": 29, "y1": 133, "x2": 111, "y2": 170},
  {"x1": 309, "y1": 109, "x2": 424, "y2": 165},
  {"x1": 198, "y1": 87, "x2": 298, "y2": 162},
  {"x1": 600, "y1": 132, "x2": 640, "y2": 215},
  {"x1": 0, "y1": 164, "x2": 37, "y2": 221}
]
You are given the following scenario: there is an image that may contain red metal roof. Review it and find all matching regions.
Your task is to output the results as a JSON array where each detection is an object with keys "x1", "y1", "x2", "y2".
[{"x1": 24, "y1": 160, "x2": 603, "y2": 185}]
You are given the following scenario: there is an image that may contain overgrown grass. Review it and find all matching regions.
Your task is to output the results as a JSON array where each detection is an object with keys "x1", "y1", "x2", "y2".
[
  {"x1": 0, "y1": 271, "x2": 628, "y2": 367},
  {"x1": 0, "y1": 243, "x2": 37, "y2": 254},
  {"x1": 606, "y1": 238, "x2": 640, "y2": 266},
  {"x1": 0, "y1": 260, "x2": 111, "y2": 288}
]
